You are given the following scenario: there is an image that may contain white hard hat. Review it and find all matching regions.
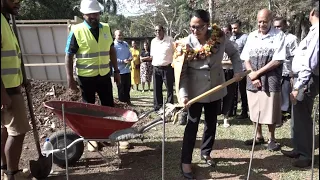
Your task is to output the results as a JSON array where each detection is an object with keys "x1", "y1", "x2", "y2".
[{"x1": 80, "y1": 0, "x2": 102, "y2": 14}]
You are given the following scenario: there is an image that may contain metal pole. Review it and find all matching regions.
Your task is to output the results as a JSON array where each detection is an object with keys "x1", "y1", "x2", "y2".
[
  {"x1": 62, "y1": 104, "x2": 69, "y2": 180},
  {"x1": 162, "y1": 98, "x2": 166, "y2": 180},
  {"x1": 247, "y1": 111, "x2": 261, "y2": 180},
  {"x1": 311, "y1": 103, "x2": 318, "y2": 180}
]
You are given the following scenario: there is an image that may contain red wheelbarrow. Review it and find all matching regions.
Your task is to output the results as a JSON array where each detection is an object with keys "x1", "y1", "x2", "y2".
[{"x1": 43, "y1": 100, "x2": 173, "y2": 168}]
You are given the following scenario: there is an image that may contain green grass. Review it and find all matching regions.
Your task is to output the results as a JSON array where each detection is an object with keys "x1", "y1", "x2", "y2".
[{"x1": 110, "y1": 81, "x2": 319, "y2": 180}]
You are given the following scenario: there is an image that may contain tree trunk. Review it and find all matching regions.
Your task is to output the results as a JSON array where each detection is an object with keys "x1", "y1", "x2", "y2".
[
  {"x1": 294, "y1": 14, "x2": 303, "y2": 40},
  {"x1": 268, "y1": 0, "x2": 272, "y2": 11},
  {"x1": 208, "y1": 0, "x2": 214, "y2": 24}
]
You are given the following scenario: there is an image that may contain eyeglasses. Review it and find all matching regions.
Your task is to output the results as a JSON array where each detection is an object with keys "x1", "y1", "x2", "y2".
[{"x1": 190, "y1": 24, "x2": 207, "y2": 31}]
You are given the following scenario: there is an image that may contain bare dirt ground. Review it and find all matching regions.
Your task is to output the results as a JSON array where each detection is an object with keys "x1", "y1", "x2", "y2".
[{"x1": 17, "y1": 80, "x2": 319, "y2": 180}]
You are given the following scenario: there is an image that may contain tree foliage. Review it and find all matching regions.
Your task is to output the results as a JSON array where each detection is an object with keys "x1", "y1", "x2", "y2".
[
  {"x1": 97, "y1": 0, "x2": 117, "y2": 14},
  {"x1": 100, "y1": 13, "x2": 132, "y2": 36},
  {"x1": 17, "y1": 0, "x2": 80, "y2": 20},
  {"x1": 16, "y1": 0, "x2": 313, "y2": 40},
  {"x1": 213, "y1": 0, "x2": 312, "y2": 39}
]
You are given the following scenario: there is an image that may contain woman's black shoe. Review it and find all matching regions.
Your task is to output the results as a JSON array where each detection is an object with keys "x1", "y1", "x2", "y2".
[
  {"x1": 181, "y1": 164, "x2": 194, "y2": 179},
  {"x1": 201, "y1": 155, "x2": 216, "y2": 167}
]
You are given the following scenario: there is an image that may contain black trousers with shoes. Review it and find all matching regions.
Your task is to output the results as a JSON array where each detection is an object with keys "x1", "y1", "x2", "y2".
[
  {"x1": 238, "y1": 74, "x2": 248, "y2": 115},
  {"x1": 291, "y1": 75, "x2": 319, "y2": 161},
  {"x1": 117, "y1": 73, "x2": 131, "y2": 103},
  {"x1": 77, "y1": 73, "x2": 114, "y2": 107},
  {"x1": 153, "y1": 65, "x2": 174, "y2": 110},
  {"x1": 181, "y1": 100, "x2": 220, "y2": 164}
]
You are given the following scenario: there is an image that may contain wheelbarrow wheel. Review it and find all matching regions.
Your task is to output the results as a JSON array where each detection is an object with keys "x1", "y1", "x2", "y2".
[{"x1": 49, "y1": 130, "x2": 84, "y2": 168}]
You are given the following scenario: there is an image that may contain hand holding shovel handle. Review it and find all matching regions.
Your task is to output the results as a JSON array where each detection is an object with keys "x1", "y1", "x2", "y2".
[{"x1": 173, "y1": 70, "x2": 251, "y2": 124}]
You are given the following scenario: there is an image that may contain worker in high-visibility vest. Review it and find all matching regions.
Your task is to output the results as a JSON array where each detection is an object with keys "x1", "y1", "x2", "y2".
[
  {"x1": 65, "y1": 0, "x2": 120, "y2": 152},
  {"x1": 1, "y1": 0, "x2": 32, "y2": 179}
]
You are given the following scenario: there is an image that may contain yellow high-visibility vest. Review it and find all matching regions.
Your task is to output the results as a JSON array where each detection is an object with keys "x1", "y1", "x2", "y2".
[
  {"x1": 1, "y1": 13, "x2": 23, "y2": 88},
  {"x1": 71, "y1": 22, "x2": 112, "y2": 77}
]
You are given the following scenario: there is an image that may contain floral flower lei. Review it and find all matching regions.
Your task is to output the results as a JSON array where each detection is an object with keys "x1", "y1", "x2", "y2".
[{"x1": 173, "y1": 24, "x2": 224, "y2": 61}]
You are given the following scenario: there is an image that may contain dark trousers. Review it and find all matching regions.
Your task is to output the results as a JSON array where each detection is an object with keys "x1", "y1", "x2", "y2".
[
  {"x1": 77, "y1": 73, "x2": 114, "y2": 107},
  {"x1": 238, "y1": 74, "x2": 248, "y2": 114},
  {"x1": 117, "y1": 73, "x2": 131, "y2": 103},
  {"x1": 291, "y1": 75, "x2": 319, "y2": 160},
  {"x1": 232, "y1": 85, "x2": 239, "y2": 116},
  {"x1": 221, "y1": 69, "x2": 237, "y2": 117},
  {"x1": 281, "y1": 76, "x2": 292, "y2": 112},
  {"x1": 153, "y1": 66, "x2": 174, "y2": 110},
  {"x1": 181, "y1": 100, "x2": 220, "y2": 164}
]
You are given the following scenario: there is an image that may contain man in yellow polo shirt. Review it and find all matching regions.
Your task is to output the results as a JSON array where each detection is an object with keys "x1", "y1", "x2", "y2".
[
  {"x1": 65, "y1": 0, "x2": 120, "y2": 151},
  {"x1": 1, "y1": 0, "x2": 32, "y2": 179}
]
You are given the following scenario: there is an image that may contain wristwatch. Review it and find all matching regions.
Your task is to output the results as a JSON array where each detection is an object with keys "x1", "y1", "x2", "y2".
[{"x1": 114, "y1": 69, "x2": 120, "y2": 74}]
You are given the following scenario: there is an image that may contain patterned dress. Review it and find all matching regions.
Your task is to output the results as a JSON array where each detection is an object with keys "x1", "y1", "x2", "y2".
[
  {"x1": 140, "y1": 50, "x2": 153, "y2": 83},
  {"x1": 130, "y1": 48, "x2": 140, "y2": 85}
]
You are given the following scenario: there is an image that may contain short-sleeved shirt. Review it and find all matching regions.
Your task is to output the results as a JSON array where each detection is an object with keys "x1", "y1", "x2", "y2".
[
  {"x1": 65, "y1": 21, "x2": 114, "y2": 55},
  {"x1": 150, "y1": 35, "x2": 174, "y2": 66},
  {"x1": 240, "y1": 27, "x2": 286, "y2": 92},
  {"x1": 222, "y1": 41, "x2": 238, "y2": 70},
  {"x1": 282, "y1": 33, "x2": 298, "y2": 76},
  {"x1": 230, "y1": 33, "x2": 248, "y2": 71},
  {"x1": 140, "y1": 50, "x2": 150, "y2": 58},
  {"x1": 230, "y1": 33, "x2": 248, "y2": 54}
]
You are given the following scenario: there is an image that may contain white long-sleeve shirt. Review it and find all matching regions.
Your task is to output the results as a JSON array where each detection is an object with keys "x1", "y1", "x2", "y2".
[{"x1": 292, "y1": 23, "x2": 319, "y2": 90}]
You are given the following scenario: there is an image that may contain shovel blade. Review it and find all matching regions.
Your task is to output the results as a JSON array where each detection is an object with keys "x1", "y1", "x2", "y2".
[{"x1": 30, "y1": 154, "x2": 52, "y2": 179}]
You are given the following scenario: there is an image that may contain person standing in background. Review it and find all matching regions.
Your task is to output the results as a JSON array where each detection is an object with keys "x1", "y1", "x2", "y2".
[
  {"x1": 130, "y1": 40, "x2": 141, "y2": 91},
  {"x1": 65, "y1": 0, "x2": 120, "y2": 106},
  {"x1": 282, "y1": 1, "x2": 319, "y2": 168},
  {"x1": 114, "y1": 30, "x2": 133, "y2": 106},
  {"x1": 230, "y1": 19, "x2": 249, "y2": 119},
  {"x1": 65, "y1": 0, "x2": 120, "y2": 152},
  {"x1": 220, "y1": 24, "x2": 238, "y2": 128},
  {"x1": 273, "y1": 17, "x2": 299, "y2": 127},
  {"x1": 140, "y1": 41, "x2": 153, "y2": 92},
  {"x1": 150, "y1": 25, "x2": 175, "y2": 111},
  {"x1": 241, "y1": 9, "x2": 286, "y2": 151}
]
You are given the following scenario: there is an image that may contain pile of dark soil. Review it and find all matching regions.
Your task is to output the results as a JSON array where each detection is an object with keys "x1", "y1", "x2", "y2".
[{"x1": 20, "y1": 79, "x2": 134, "y2": 131}]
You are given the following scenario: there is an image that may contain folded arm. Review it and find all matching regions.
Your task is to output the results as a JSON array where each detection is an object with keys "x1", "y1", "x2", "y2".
[{"x1": 224, "y1": 38, "x2": 242, "y2": 73}]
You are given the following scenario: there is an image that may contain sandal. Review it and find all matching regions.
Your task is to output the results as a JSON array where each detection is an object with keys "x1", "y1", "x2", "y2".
[{"x1": 244, "y1": 137, "x2": 265, "y2": 146}]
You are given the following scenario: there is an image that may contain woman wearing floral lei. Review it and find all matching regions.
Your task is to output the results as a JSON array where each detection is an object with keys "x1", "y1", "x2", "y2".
[{"x1": 178, "y1": 9, "x2": 243, "y2": 179}]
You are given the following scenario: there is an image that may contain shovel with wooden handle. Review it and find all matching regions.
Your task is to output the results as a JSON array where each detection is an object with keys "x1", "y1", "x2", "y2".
[
  {"x1": 10, "y1": 15, "x2": 52, "y2": 179},
  {"x1": 173, "y1": 70, "x2": 251, "y2": 124}
]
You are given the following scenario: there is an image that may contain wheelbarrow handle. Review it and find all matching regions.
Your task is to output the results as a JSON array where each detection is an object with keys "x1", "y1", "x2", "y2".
[
  {"x1": 10, "y1": 15, "x2": 43, "y2": 157},
  {"x1": 138, "y1": 109, "x2": 155, "y2": 120},
  {"x1": 137, "y1": 116, "x2": 163, "y2": 133}
]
